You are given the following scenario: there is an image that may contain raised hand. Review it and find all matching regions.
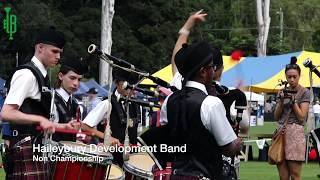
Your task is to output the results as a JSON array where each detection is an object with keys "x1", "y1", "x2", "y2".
[{"x1": 181, "y1": 9, "x2": 208, "y2": 32}]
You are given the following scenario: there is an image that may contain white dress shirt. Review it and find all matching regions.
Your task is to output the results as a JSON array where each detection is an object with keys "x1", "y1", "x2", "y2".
[
  {"x1": 313, "y1": 104, "x2": 320, "y2": 114},
  {"x1": 160, "y1": 81, "x2": 237, "y2": 146},
  {"x1": 4, "y1": 56, "x2": 47, "y2": 107},
  {"x1": 83, "y1": 99, "x2": 111, "y2": 128},
  {"x1": 170, "y1": 72, "x2": 182, "y2": 90}
]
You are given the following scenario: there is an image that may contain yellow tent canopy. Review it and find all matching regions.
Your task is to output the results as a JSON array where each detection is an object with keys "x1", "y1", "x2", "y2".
[
  {"x1": 140, "y1": 55, "x2": 244, "y2": 86},
  {"x1": 141, "y1": 51, "x2": 320, "y2": 93}
]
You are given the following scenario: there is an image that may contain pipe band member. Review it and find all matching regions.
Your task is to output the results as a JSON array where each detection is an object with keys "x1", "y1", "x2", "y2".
[
  {"x1": 81, "y1": 68, "x2": 141, "y2": 166},
  {"x1": 142, "y1": 41, "x2": 243, "y2": 179},
  {"x1": 1, "y1": 27, "x2": 65, "y2": 179},
  {"x1": 52, "y1": 58, "x2": 88, "y2": 142}
]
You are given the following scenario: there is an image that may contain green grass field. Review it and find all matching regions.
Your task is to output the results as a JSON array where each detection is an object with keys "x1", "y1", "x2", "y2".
[
  {"x1": 0, "y1": 122, "x2": 318, "y2": 179},
  {"x1": 246, "y1": 121, "x2": 277, "y2": 158},
  {"x1": 240, "y1": 122, "x2": 319, "y2": 179},
  {"x1": 240, "y1": 161, "x2": 319, "y2": 180},
  {"x1": 248, "y1": 121, "x2": 277, "y2": 135}
]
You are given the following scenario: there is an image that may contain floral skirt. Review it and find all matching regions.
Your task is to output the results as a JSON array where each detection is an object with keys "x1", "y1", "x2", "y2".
[{"x1": 284, "y1": 123, "x2": 306, "y2": 161}]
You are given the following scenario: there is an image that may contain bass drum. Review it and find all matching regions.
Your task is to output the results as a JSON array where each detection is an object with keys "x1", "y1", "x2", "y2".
[{"x1": 53, "y1": 141, "x2": 112, "y2": 180}]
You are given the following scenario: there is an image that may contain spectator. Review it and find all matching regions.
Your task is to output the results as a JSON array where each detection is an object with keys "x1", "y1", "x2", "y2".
[
  {"x1": 313, "y1": 100, "x2": 320, "y2": 127},
  {"x1": 274, "y1": 56, "x2": 310, "y2": 180},
  {"x1": 265, "y1": 100, "x2": 272, "y2": 113},
  {"x1": 86, "y1": 87, "x2": 101, "y2": 113}
]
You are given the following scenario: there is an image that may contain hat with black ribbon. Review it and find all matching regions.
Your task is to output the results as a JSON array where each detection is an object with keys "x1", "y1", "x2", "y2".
[
  {"x1": 35, "y1": 26, "x2": 66, "y2": 49},
  {"x1": 59, "y1": 58, "x2": 88, "y2": 75},
  {"x1": 112, "y1": 68, "x2": 139, "y2": 84},
  {"x1": 174, "y1": 41, "x2": 223, "y2": 79}
]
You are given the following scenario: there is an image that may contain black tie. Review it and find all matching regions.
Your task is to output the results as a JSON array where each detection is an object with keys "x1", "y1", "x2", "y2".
[{"x1": 67, "y1": 98, "x2": 72, "y2": 111}]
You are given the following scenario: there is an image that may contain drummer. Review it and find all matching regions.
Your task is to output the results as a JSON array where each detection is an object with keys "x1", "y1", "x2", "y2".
[
  {"x1": 81, "y1": 68, "x2": 140, "y2": 166},
  {"x1": 0, "y1": 27, "x2": 75, "y2": 179},
  {"x1": 51, "y1": 58, "x2": 88, "y2": 142}
]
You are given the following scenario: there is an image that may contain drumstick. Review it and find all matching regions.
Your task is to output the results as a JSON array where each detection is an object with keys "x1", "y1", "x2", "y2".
[
  {"x1": 118, "y1": 143, "x2": 140, "y2": 147},
  {"x1": 137, "y1": 136, "x2": 163, "y2": 171},
  {"x1": 76, "y1": 106, "x2": 81, "y2": 122},
  {"x1": 36, "y1": 126, "x2": 92, "y2": 136}
]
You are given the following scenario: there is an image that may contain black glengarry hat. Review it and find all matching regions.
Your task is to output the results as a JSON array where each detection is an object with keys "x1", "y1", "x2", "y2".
[
  {"x1": 112, "y1": 68, "x2": 139, "y2": 84},
  {"x1": 35, "y1": 26, "x2": 65, "y2": 49},
  {"x1": 60, "y1": 58, "x2": 88, "y2": 75},
  {"x1": 174, "y1": 41, "x2": 223, "y2": 78}
]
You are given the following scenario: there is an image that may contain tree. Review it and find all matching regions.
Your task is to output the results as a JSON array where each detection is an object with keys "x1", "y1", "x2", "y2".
[{"x1": 2, "y1": 0, "x2": 320, "y2": 82}]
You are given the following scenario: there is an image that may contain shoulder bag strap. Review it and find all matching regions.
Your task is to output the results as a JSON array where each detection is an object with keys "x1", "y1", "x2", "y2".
[{"x1": 284, "y1": 86, "x2": 304, "y2": 126}]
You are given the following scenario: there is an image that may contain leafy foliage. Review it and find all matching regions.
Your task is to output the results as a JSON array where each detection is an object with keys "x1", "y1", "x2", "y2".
[{"x1": 1, "y1": 0, "x2": 320, "y2": 82}]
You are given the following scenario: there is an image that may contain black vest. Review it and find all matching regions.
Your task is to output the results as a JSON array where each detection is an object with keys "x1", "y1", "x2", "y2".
[
  {"x1": 167, "y1": 87, "x2": 222, "y2": 179},
  {"x1": 108, "y1": 93, "x2": 140, "y2": 144},
  {"x1": 4, "y1": 62, "x2": 51, "y2": 138},
  {"x1": 52, "y1": 92, "x2": 78, "y2": 142}
]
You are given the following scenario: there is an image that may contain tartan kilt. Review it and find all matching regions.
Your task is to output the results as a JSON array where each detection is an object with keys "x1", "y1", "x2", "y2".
[{"x1": 6, "y1": 138, "x2": 50, "y2": 180}]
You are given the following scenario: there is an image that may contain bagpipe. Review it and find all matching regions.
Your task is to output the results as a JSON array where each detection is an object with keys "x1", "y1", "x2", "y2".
[
  {"x1": 88, "y1": 44, "x2": 175, "y2": 175},
  {"x1": 88, "y1": 44, "x2": 176, "y2": 92},
  {"x1": 212, "y1": 82, "x2": 247, "y2": 180},
  {"x1": 213, "y1": 81, "x2": 247, "y2": 129}
]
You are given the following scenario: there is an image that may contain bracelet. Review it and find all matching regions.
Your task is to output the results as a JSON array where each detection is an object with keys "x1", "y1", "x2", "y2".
[{"x1": 178, "y1": 28, "x2": 190, "y2": 36}]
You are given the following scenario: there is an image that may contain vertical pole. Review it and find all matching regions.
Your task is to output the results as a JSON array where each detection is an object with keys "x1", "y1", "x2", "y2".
[{"x1": 279, "y1": 8, "x2": 284, "y2": 45}]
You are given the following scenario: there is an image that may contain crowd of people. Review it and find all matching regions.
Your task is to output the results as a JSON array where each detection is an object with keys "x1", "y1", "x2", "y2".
[{"x1": 0, "y1": 9, "x2": 315, "y2": 180}]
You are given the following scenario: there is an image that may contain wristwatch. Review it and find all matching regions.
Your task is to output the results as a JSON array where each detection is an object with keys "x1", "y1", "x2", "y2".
[{"x1": 293, "y1": 99, "x2": 298, "y2": 104}]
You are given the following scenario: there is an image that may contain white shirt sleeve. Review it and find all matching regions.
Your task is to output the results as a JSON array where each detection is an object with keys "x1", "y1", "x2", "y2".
[
  {"x1": 83, "y1": 99, "x2": 111, "y2": 127},
  {"x1": 170, "y1": 72, "x2": 182, "y2": 90},
  {"x1": 4, "y1": 69, "x2": 40, "y2": 107},
  {"x1": 201, "y1": 96, "x2": 237, "y2": 146},
  {"x1": 160, "y1": 94, "x2": 172, "y2": 125}
]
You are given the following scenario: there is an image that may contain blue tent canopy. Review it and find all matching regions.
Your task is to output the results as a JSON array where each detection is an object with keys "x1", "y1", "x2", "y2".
[
  {"x1": 0, "y1": 77, "x2": 6, "y2": 108},
  {"x1": 221, "y1": 52, "x2": 301, "y2": 87},
  {"x1": 74, "y1": 79, "x2": 109, "y2": 97},
  {"x1": 0, "y1": 77, "x2": 5, "y2": 90},
  {"x1": 76, "y1": 82, "x2": 89, "y2": 95},
  {"x1": 84, "y1": 79, "x2": 108, "y2": 97}
]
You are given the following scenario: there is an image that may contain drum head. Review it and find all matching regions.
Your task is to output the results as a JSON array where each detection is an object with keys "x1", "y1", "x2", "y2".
[
  {"x1": 123, "y1": 153, "x2": 155, "y2": 178},
  {"x1": 59, "y1": 141, "x2": 113, "y2": 165},
  {"x1": 108, "y1": 164, "x2": 124, "y2": 180}
]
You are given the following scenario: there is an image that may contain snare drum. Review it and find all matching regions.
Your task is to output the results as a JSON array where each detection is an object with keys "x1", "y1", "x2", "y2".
[
  {"x1": 106, "y1": 164, "x2": 125, "y2": 180},
  {"x1": 53, "y1": 141, "x2": 113, "y2": 180},
  {"x1": 123, "y1": 153, "x2": 155, "y2": 179}
]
